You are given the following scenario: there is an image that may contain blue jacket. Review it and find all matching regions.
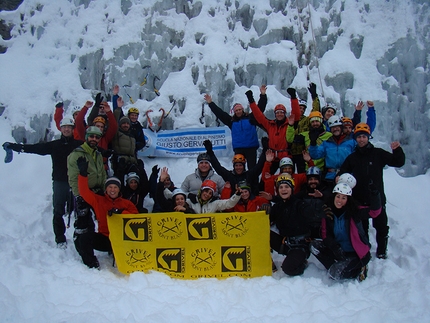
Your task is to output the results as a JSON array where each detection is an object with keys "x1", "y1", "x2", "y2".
[{"x1": 308, "y1": 135, "x2": 356, "y2": 180}]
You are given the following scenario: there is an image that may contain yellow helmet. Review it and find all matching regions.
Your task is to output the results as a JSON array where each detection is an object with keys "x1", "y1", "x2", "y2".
[
  {"x1": 128, "y1": 107, "x2": 139, "y2": 115},
  {"x1": 308, "y1": 111, "x2": 323, "y2": 123},
  {"x1": 275, "y1": 173, "x2": 295, "y2": 189}
]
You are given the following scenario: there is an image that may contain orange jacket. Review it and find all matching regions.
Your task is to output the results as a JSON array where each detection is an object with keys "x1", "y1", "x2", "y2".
[
  {"x1": 221, "y1": 186, "x2": 269, "y2": 212},
  {"x1": 78, "y1": 175, "x2": 138, "y2": 236},
  {"x1": 261, "y1": 161, "x2": 309, "y2": 195}
]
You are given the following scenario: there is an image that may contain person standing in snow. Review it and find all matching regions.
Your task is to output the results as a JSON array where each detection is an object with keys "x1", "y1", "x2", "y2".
[
  {"x1": 310, "y1": 181, "x2": 381, "y2": 281},
  {"x1": 339, "y1": 123, "x2": 405, "y2": 259},
  {"x1": 76, "y1": 157, "x2": 138, "y2": 269},
  {"x1": 3, "y1": 117, "x2": 82, "y2": 248},
  {"x1": 204, "y1": 84, "x2": 267, "y2": 169}
]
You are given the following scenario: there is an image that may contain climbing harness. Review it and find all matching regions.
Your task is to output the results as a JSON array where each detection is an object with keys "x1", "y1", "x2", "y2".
[{"x1": 146, "y1": 108, "x2": 165, "y2": 132}]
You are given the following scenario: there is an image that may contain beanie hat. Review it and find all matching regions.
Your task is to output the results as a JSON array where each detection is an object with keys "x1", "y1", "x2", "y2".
[
  {"x1": 125, "y1": 172, "x2": 140, "y2": 185},
  {"x1": 85, "y1": 126, "x2": 103, "y2": 139},
  {"x1": 197, "y1": 153, "x2": 211, "y2": 164},
  {"x1": 274, "y1": 104, "x2": 286, "y2": 113},
  {"x1": 120, "y1": 116, "x2": 131, "y2": 125},
  {"x1": 105, "y1": 177, "x2": 122, "y2": 190}
]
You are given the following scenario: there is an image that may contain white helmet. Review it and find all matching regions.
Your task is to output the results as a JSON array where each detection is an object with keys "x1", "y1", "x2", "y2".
[
  {"x1": 332, "y1": 183, "x2": 352, "y2": 196},
  {"x1": 279, "y1": 157, "x2": 294, "y2": 169},
  {"x1": 337, "y1": 173, "x2": 357, "y2": 189},
  {"x1": 172, "y1": 188, "x2": 187, "y2": 199},
  {"x1": 60, "y1": 116, "x2": 75, "y2": 127},
  {"x1": 328, "y1": 115, "x2": 342, "y2": 128}
]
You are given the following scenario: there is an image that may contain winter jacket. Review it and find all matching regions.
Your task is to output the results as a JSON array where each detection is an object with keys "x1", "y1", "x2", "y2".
[
  {"x1": 78, "y1": 175, "x2": 138, "y2": 236},
  {"x1": 111, "y1": 129, "x2": 137, "y2": 164},
  {"x1": 130, "y1": 121, "x2": 146, "y2": 152},
  {"x1": 220, "y1": 186, "x2": 269, "y2": 212},
  {"x1": 286, "y1": 125, "x2": 332, "y2": 170},
  {"x1": 186, "y1": 191, "x2": 241, "y2": 214},
  {"x1": 339, "y1": 143, "x2": 405, "y2": 205},
  {"x1": 308, "y1": 134, "x2": 356, "y2": 180},
  {"x1": 181, "y1": 168, "x2": 225, "y2": 197},
  {"x1": 321, "y1": 200, "x2": 381, "y2": 259},
  {"x1": 67, "y1": 142, "x2": 107, "y2": 196},
  {"x1": 249, "y1": 99, "x2": 301, "y2": 159},
  {"x1": 19, "y1": 135, "x2": 82, "y2": 182},
  {"x1": 156, "y1": 182, "x2": 195, "y2": 213},
  {"x1": 208, "y1": 94, "x2": 267, "y2": 150},
  {"x1": 122, "y1": 184, "x2": 149, "y2": 213},
  {"x1": 269, "y1": 195, "x2": 311, "y2": 239}
]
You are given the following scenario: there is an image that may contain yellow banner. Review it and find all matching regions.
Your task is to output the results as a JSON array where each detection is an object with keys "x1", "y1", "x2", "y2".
[{"x1": 107, "y1": 211, "x2": 272, "y2": 279}]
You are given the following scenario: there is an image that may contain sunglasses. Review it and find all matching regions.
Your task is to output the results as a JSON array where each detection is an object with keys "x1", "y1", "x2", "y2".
[{"x1": 88, "y1": 134, "x2": 101, "y2": 139}]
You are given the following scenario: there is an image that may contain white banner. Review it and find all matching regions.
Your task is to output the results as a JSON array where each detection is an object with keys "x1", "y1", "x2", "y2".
[{"x1": 138, "y1": 126, "x2": 233, "y2": 158}]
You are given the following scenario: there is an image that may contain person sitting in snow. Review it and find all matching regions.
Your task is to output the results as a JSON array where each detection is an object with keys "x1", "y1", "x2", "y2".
[
  {"x1": 76, "y1": 156, "x2": 138, "y2": 269},
  {"x1": 220, "y1": 180, "x2": 271, "y2": 213},
  {"x1": 310, "y1": 181, "x2": 381, "y2": 282},
  {"x1": 121, "y1": 171, "x2": 149, "y2": 213}
]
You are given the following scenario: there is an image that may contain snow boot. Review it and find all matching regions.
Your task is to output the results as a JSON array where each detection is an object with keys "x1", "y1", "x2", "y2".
[{"x1": 357, "y1": 265, "x2": 368, "y2": 282}]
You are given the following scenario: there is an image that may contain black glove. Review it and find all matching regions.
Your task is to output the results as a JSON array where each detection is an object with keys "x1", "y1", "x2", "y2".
[
  {"x1": 261, "y1": 136, "x2": 269, "y2": 150},
  {"x1": 287, "y1": 88, "x2": 296, "y2": 99},
  {"x1": 322, "y1": 204, "x2": 334, "y2": 220},
  {"x1": 308, "y1": 127, "x2": 319, "y2": 146},
  {"x1": 151, "y1": 165, "x2": 160, "y2": 175},
  {"x1": 260, "y1": 203, "x2": 271, "y2": 215},
  {"x1": 333, "y1": 247, "x2": 346, "y2": 261},
  {"x1": 307, "y1": 83, "x2": 318, "y2": 100},
  {"x1": 4, "y1": 142, "x2": 23, "y2": 152},
  {"x1": 94, "y1": 93, "x2": 103, "y2": 109},
  {"x1": 77, "y1": 156, "x2": 89, "y2": 177},
  {"x1": 245, "y1": 90, "x2": 255, "y2": 104},
  {"x1": 108, "y1": 208, "x2": 124, "y2": 216},
  {"x1": 203, "y1": 139, "x2": 213, "y2": 155},
  {"x1": 55, "y1": 102, "x2": 64, "y2": 109},
  {"x1": 98, "y1": 148, "x2": 114, "y2": 158},
  {"x1": 75, "y1": 196, "x2": 90, "y2": 217}
]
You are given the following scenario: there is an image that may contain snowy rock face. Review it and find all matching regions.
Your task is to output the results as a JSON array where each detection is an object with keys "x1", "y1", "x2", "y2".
[{"x1": 0, "y1": 0, "x2": 429, "y2": 176}]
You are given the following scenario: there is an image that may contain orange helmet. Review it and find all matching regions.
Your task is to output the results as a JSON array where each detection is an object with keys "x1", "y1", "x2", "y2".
[
  {"x1": 274, "y1": 104, "x2": 286, "y2": 113},
  {"x1": 308, "y1": 111, "x2": 323, "y2": 122},
  {"x1": 354, "y1": 123, "x2": 371, "y2": 135},
  {"x1": 232, "y1": 154, "x2": 246, "y2": 164},
  {"x1": 341, "y1": 117, "x2": 353, "y2": 126},
  {"x1": 93, "y1": 116, "x2": 106, "y2": 125},
  {"x1": 201, "y1": 180, "x2": 217, "y2": 193}
]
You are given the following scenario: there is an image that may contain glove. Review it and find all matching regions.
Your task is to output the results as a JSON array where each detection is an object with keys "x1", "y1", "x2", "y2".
[
  {"x1": 287, "y1": 88, "x2": 297, "y2": 99},
  {"x1": 77, "y1": 156, "x2": 89, "y2": 177},
  {"x1": 75, "y1": 196, "x2": 90, "y2": 217},
  {"x1": 94, "y1": 93, "x2": 103, "y2": 109},
  {"x1": 260, "y1": 203, "x2": 271, "y2": 215},
  {"x1": 261, "y1": 136, "x2": 269, "y2": 150},
  {"x1": 307, "y1": 83, "x2": 318, "y2": 99},
  {"x1": 322, "y1": 204, "x2": 334, "y2": 220},
  {"x1": 55, "y1": 102, "x2": 64, "y2": 109},
  {"x1": 245, "y1": 90, "x2": 255, "y2": 104},
  {"x1": 151, "y1": 165, "x2": 160, "y2": 176},
  {"x1": 203, "y1": 139, "x2": 213, "y2": 155},
  {"x1": 4, "y1": 142, "x2": 23, "y2": 152},
  {"x1": 333, "y1": 247, "x2": 346, "y2": 261},
  {"x1": 108, "y1": 208, "x2": 124, "y2": 216},
  {"x1": 308, "y1": 128, "x2": 319, "y2": 146},
  {"x1": 98, "y1": 148, "x2": 114, "y2": 158}
]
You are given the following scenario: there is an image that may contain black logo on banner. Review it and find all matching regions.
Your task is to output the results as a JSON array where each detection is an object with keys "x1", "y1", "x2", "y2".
[
  {"x1": 191, "y1": 247, "x2": 217, "y2": 271},
  {"x1": 156, "y1": 216, "x2": 183, "y2": 240},
  {"x1": 125, "y1": 248, "x2": 152, "y2": 269},
  {"x1": 221, "y1": 214, "x2": 249, "y2": 238},
  {"x1": 186, "y1": 217, "x2": 217, "y2": 240},
  {"x1": 221, "y1": 246, "x2": 251, "y2": 272},
  {"x1": 156, "y1": 248, "x2": 185, "y2": 273},
  {"x1": 123, "y1": 218, "x2": 152, "y2": 241}
]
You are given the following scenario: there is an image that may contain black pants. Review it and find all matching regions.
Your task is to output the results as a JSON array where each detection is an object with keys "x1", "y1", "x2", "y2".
[
  {"x1": 270, "y1": 230, "x2": 310, "y2": 276},
  {"x1": 52, "y1": 181, "x2": 70, "y2": 243},
  {"x1": 310, "y1": 240, "x2": 370, "y2": 280},
  {"x1": 363, "y1": 205, "x2": 389, "y2": 255}
]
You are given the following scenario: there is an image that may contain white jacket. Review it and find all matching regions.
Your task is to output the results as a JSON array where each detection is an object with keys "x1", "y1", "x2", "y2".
[{"x1": 187, "y1": 193, "x2": 240, "y2": 214}]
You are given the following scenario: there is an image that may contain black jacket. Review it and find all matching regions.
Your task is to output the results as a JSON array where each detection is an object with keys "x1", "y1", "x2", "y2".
[
  {"x1": 21, "y1": 135, "x2": 83, "y2": 182},
  {"x1": 340, "y1": 143, "x2": 405, "y2": 205}
]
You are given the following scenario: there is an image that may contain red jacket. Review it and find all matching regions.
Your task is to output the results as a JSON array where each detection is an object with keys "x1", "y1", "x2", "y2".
[
  {"x1": 249, "y1": 99, "x2": 300, "y2": 159},
  {"x1": 78, "y1": 175, "x2": 138, "y2": 236},
  {"x1": 262, "y1": 161, "x2": 308, "y2": 195},
  {"x1": 221, "y1": 186, "x2": 269, "y2": 212}
]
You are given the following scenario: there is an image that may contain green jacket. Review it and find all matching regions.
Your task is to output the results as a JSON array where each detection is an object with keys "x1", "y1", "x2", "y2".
[
  {"x1": 288, "y1": 97, "x2": 321, "y2": 155},
  {"x1": 286, "y1": 125, "x2": 332, "y2": 170},
  {"x1": 67, "y1": 142, "x2": 106, "y2": 196}
]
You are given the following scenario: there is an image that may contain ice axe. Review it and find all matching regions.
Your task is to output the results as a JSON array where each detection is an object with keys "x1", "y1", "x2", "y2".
[
  {"x1": 122, "y1": 85, "x2": 135, "y2": 104},
  {"x1": 140, "y1": 65, "x2": 151, "y2": 86},
  {"x1": 153, "y1": 76, "x2": 161, "y2": 96}
]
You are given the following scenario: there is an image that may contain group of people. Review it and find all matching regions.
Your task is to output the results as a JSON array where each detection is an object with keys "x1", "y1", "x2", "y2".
[{"x1": 3, "y1": 82, "x2": 405, "y2": 282}]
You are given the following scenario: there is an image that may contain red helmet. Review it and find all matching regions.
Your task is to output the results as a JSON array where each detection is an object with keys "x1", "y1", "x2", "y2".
[
  {"x1": 274, "y1": 104, "x2": 286, "y2": 113},
  {"x1": 201, "y1": 180, "x2": 217, "y2": 193}
]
